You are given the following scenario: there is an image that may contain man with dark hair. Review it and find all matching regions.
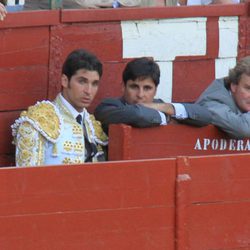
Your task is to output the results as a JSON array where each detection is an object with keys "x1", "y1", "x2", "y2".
[
  {"x1": 194, "y1": 56, "x2": 250, "y2": 138},
  {"x1": 12, "y1": 49, "x2": 108, "y2": 166},
  {"x1": 94, "y1": 57, "x2": 211, "y2": 134}
]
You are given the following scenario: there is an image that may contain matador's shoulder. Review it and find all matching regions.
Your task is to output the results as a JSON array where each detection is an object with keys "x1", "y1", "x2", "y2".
[
  {"x1": 12, "y1": 101, "x2": 63, "y2": 143},
  {"x1": 89, "y1": 114, "x2": 108, "y2": 145}
]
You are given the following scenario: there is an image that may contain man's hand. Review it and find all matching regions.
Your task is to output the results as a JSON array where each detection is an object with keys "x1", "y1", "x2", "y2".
[
  {"x1": 0, "y1": 3, "x2": 7, "y2": 21},
  {"x1": 140, "y1": 102, "x2": 176, "y2": 116}
]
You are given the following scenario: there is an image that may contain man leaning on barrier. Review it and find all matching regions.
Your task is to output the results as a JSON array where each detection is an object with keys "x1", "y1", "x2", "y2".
[
  {"x1": 12, "y1": 49, "x2": 108, "y2": 167},
  {"x1": 194, "y1": 56, "x2": 250, "y2": 139},
  {"x1": 94, "y1": 57, "x2": 211, "y2": 134}
]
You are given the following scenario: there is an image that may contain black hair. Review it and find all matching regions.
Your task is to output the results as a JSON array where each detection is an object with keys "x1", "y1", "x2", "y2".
[
  {"x1": 62, "y1": 48, "x2": 103, "y2": 80},
  {"x1": 122, "y1": 57, "x2": 160, "y2": 87}
]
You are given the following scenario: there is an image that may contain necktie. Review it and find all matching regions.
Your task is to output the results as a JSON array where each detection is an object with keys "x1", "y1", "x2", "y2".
[
  {"x1": 76, "y1": 114, "x2": 96, "y2": 162},
  {"x1": 76, "y1": 114, "x2": 82, "y2": 125}
]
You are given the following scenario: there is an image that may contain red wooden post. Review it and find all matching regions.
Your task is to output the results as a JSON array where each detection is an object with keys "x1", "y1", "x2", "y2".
[
  {"x1": 108, "y1": 124, "x2": 133, "y2": 161},
  {"x1": 175, "y1": 156, "x2": 191, "y2": 250},
  {"x1": 179, "y1": 154, "x2": 250, "y2": 250}
]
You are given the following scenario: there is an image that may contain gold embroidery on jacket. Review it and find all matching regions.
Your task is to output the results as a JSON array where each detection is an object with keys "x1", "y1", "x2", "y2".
[
  {"x1": 62, "y1": 157, "x2": 71, "y2": 164},
  {"x1": 73, "y1": 158, "x2": 82, "y2": 164},
  {"x1": 63, "y1": 141, "x2": 73, "y2": 152},
  {"x1": 16, "y1": 122, "x2": 45, "y2": 166},
  {"x1": 74, "y1": 142, "x2": 84, "y2": 154},
  {"x1": 16, "y1": 122, "x2": 35, "y2": 166},
  {"x1": 21, "y1": 102, "x2": 61, "y2": 140},
  {"x1": 62, "y1": 157, "x2": 83, "y2": 164},
  {"x1": 37, "y1": 133, "x2": 45, "y2": 165},
  {"x1": 72, "y1": 124, "x2": 82, "y2": 137},
  {"x1": 89, "y1": 114, "x2": 108, "y2": 142}
]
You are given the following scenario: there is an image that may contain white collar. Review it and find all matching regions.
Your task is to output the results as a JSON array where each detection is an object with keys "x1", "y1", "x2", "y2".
[{"x1": 59, "y1": 93, "x2": 85, "y2": 120}]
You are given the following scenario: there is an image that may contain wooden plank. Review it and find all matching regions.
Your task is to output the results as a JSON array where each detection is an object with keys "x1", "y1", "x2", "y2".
[
  {"x1": 0, "y1": 111, "x2": 20, "y2": 167},
  {"x1": 172, "y1": 58, "x2": 215, "y2": 102},
  {"x1": 0, "y1": 159, "x2": 176, "y2": 249},
  {"x1": 0, "y1": 159, "x2": 175, "y2": 214},
  {"x1": 108, "y1": 124, "x2": 250, "y2": 161},
  {"x1": 0, "y1": 27, "x2": 50, "y2": 110},
  {"x1": 186, "y1": 154, "x2": 250, "y2": 203},
  {"x1": 0, "y1": 27, "x2": 50, "y2": 68},
  {"x1": 0, "y1": 155, "x2": 15, "y2": 167},
  {"x1": 0, "y1": 209, "x2": 173, "y2": 250},
  {"x1": 53, "y1": 22, "x2": 123, "y2": 62},
  {"x1": 175, "y1": 161, "x2": 191, "y2": 250},
  {"x1": 189, "y1": 203, "x2": 250, "y2": 250},
  {"x1": 61, "y1": 4, "x2": 246, "y2": 23},
  {"x1": 0, "y1": 111, "x2": 18, "y2": 154},
  {"x1": 176, "y1": 155, "x2": 250, "y2": 250},
  {"x1": 206, "y1": 17, "x2": 219, "y2": 58},
  {"x1": 0, "y1": 10, "x2": 60, "y2": 29},
  {"x1": 108, "y1": 124, "x2": 133, "y2": 161},
  {"x1": 0, "y1": 67, "x2": 48, "y2": 110}
]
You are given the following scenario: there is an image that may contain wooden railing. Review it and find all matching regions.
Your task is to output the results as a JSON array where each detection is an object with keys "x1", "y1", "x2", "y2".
[
  {"x1": 0, "y1": 4, "x2": 249, "y2": 166},
  {"x1": 108, "y1": 124, "x2": 250, "y2": 160},
  {"x1": 0, "y1": 154, "x2": 249, "y2": 249}
]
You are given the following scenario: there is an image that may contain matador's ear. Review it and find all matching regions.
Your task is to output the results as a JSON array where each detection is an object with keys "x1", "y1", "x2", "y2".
[{"x1": 61, "y1": 74, "x2": 69, "y2": 88}]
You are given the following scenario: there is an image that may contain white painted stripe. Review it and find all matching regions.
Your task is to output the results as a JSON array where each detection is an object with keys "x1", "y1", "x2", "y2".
[
  {"x1": 218, "y1": 16, "x2": 238, "y2": 58},
  {"x1": 7, "y1": 0, "x2": 25, "y2": 5},
  {"x1": 215, "y1": 57, "x2": 236, "y2": 79},
  {"x1": 156, "y1": 61, "x2": 173, "y2": 102},
  {"x1": 122, "y1": 18, "x2": 207, "y2": 61}
]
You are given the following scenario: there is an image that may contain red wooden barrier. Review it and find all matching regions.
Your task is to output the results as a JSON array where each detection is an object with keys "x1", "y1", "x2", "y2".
[
  {"x1": 0, "y1": 159, "x2": 176, "y2": 250},
  {"x1": 0, "y1": 4, "x2": 249, "y2": 166},
  {"x1": 108, "y1": 124, "x2": 250, "y2": 161},
  {"x1": 0, "y1": 112, "x2": 18, "y2": 166},
  {"x1": 0, "y1": 154, "x2": 249, "y2": 249},
  {"x1": 176, "y1": 154, "x2": 250, "y2": 250}
]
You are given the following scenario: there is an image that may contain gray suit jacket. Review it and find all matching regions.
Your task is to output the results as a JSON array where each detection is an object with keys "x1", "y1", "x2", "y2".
[
  {"x1": 94, "y1": 98, "x2": 164, "y2": 133},
  {"x1": 196, "y1": 78, "x2": 250, "y2": 138},
  {"x1": 94, "y1": 97, "x2": 211, "y2": 134}
]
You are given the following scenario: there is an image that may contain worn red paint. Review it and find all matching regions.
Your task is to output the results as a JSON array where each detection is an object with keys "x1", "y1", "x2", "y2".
[
  {"x1": 0, "y1": 6, "x2": 249, "y2": 166},
  {"x1": 108, "y1": 124, "x2": 250, "y2": 161},
  {"x1": 0, "y1": 159, "x2": 176, "y2": 249}
]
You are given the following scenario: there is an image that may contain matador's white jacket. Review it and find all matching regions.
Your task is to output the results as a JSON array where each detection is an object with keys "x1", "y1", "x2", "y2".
[{"x1": 11, "y1": 94, "x2": 108, "y2": 167}]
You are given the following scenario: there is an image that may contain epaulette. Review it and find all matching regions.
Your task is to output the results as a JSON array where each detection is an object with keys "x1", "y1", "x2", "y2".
[
  {"x1": 12, "y1": 101, "x2": 63, "y2": 143},
  {"x1": 89, "y1": 114, "x2": 108, "y2": 145}
]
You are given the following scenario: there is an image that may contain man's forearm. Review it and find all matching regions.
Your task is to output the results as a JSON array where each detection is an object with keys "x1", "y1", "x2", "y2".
[{"x1": 140, "y1": 103, "x2": 175, "y2": 116}]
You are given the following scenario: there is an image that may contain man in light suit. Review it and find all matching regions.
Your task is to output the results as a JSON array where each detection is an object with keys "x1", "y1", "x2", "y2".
[
  {"x1": 94, "y1": 57, "x2": 211, "y2": 134},
  {"x1": 195, "y1": 56, "x2": 250, "y2": 139}
]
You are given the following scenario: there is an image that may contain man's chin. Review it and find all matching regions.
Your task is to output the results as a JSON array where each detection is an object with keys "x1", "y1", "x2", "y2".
[
  {"x1": 75, "y1": 104, "x2": 89, "y2": 112},
  {"x1": 241, "y1": 105, "x2": 250, "y2": 112},
  {"x1": 80, "y1": 102, "x2": 91, "y2": 108}
]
